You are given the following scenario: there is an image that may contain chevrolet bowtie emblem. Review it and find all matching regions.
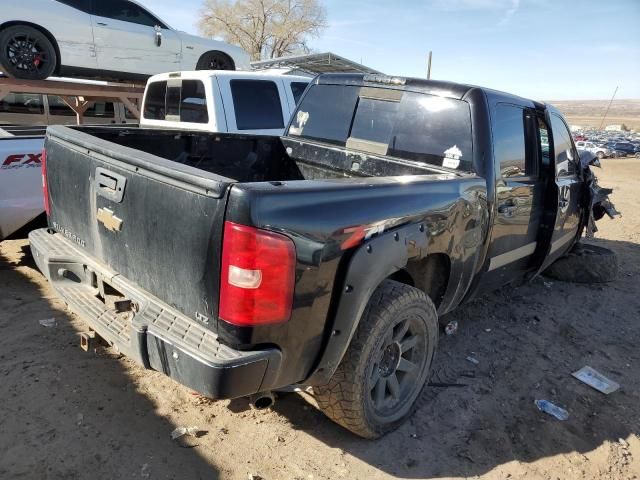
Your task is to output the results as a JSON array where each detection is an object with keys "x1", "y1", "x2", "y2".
[{"x1": 97, "y1": 207, "x2": 123, "y2": 232}]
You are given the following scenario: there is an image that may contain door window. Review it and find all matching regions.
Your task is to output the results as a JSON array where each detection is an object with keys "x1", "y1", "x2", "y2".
[
  {"x1": 493, "y1": 104, "x2": 528, "y2": 178},
  {"x1": 0, "y1": 93, "x2": 44, "y2": 114},
  {"x1": 550, "y1": 114, "x2": 578, "y2": 177},
  {"x1": 290, "y1": 82, "x2": 309, "y2": 104},
  {"x1": 230, "y1": 80, "x2": 284, "y2": 130},
  {"x1": 93, "y1": 0, "x2": 165, "y2": 28},
  {"x1": 55, "y1": 0, "x2": 91, "y2": 13}
]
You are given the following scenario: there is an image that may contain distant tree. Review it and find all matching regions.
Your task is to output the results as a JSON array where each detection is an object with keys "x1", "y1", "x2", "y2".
[{"x1": 198, "y1": 0, "x2": 327, "y2": 61}]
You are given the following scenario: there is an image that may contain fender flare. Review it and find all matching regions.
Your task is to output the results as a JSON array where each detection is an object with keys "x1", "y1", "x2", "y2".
[{"x1": 304, "y1": 222, "x2": 429, "y2": 385}]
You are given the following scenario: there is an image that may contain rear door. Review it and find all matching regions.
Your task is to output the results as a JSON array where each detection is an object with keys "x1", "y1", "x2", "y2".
[
  {"x1": 91, "y1": 0, "x2": 182, "y2": 75},
  {"x1": 537, "y1": 111, "x2": 583, "y2": 271},
  {"x1": 481, "y1": 103, "x2": 545, "y2": 290}
]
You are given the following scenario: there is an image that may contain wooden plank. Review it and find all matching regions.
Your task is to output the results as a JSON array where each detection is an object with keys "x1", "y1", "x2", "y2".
[
  {"x1": 117, "y1": 96, "x2": 141, "y2": 120},
  {"x1": 0, "y1": 77, "x2": 144, "y2": 99}
]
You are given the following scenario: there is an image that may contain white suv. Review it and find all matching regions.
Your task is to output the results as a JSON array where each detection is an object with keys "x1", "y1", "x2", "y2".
[
  {"x1": 0, "y1": 0, "x2": 250, "y2": 81},
  {"x1": 575, "y1": 141, "x2": 611, "y2": 159}
]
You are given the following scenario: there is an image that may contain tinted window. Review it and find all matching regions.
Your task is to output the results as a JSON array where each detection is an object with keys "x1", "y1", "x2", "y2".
[
  {"x1": 93, "y1": 0, "x2": 164, "y2": 27},
  {"x1": 493, "y1": 104, "x2": 527, "y2": 178},
  {"x1": 288, "y1": 84, "x2": 359, "y2": 145},
  {"x1": 142, "y1": 80, "x2": 208, "y2": 123},
  {"x1": 165, "y1": 85, "x2": 181, "y2": 118},
  {"x1": 387, "y1": 93, "x2": 472, "y2": 170},
  {"x1": 550, "y1": 114, "x2": 577, "y2": 177},
  {"x1": 143, "y1": 81, "x2": 167, "y2": 120},
  {"x1": 0, "y1": 93, "x2": 44, "y2": 114},
  {"x1": 56, "y1": 0, "x2": 91, "y2": 13},
  {"x1": 289, "y1": 85, "x2": 473, "y2": 171},
  {"x1": 180, "y1": 80, "x2": 208, "y2": 123},
  {"x1": 290, "y1": 82, "x2": 309, "y2": 104},
  {"x1": 230, "y1": 80, "x2": 283, "y2": 130}
]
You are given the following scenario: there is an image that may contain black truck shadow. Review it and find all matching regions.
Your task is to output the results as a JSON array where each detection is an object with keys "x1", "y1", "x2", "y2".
[
  {"x1": 0, "y1": 244, "x2": 221, "y2": 479},
  {"x1": 269, "y1": 237, "x2": 640, "y2": 478}
]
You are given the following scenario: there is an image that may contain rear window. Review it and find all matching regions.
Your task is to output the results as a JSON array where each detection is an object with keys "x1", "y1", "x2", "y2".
[
  {"x1": 288, "y1": 84, "x2": 473, "y2": 171},
  {"x1": 143, "y1": 80, "x2": 208, "y2": 124},
  {"x1": 290, "y1": 82, "x2": 309, "y2": 104},
  {"x1": 230, "y1": 80, "x2": 284, "y2": 130}
]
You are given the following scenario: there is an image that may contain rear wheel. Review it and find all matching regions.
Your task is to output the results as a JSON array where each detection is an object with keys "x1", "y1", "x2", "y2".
[
  {"x1": 0, "y1": 25, "x2": 57, "y2": 80},
  {"x1": 313, "y1": 280, "x2": 438, "y2": 438},
  {"x1": 596, "y1": 151, "x2": 605, "y2": 159},
  {"x1": 196, "y1": 51, "x2": 235, "y2": 71}
]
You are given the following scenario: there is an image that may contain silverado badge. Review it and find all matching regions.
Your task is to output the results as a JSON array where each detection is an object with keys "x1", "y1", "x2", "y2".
[{"x1": 97, "y1": 207, "x2": 123, "y2": 232}]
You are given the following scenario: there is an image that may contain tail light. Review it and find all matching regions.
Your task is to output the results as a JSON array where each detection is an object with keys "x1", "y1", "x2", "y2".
[
  {"x1": 219, "y1": 221, "x2": 295, "y2": 326},
  {"x1": 41, "y1": 148, "x2": 50, "y2": 216}
]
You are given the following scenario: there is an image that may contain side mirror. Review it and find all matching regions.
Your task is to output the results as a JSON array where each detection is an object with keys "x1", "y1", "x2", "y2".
[
  {"x1": 579, "y1": 149, "x2": 600, "y2": 169},
  {"x1": 155, "y1": 25, "x2": 162, "y2": 47}
]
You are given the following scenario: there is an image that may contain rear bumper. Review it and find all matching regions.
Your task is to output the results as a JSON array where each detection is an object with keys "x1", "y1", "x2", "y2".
[{"x1": 29, "y1": 228, "x2": 281, "y2": 399}]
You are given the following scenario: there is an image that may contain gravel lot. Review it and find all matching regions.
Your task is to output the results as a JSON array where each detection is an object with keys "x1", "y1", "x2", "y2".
[{"x1": 0, "y1": 159, "x2": 638, "y2": 480}]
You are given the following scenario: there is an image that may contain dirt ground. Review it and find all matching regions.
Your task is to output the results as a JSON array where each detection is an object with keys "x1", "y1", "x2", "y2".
[{"x1": 1, "y1": 160, "x2": 639, "y2": 480}]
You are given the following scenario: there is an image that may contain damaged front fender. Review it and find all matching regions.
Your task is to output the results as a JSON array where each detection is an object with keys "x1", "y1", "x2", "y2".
[{"x1": 579, "y1": 150, "x2": 620, "y2": 237}]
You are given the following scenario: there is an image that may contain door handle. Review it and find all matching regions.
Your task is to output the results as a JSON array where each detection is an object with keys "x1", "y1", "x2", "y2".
[{"x1": 97, "y1": 22, "x2": 108, "y2": 26}]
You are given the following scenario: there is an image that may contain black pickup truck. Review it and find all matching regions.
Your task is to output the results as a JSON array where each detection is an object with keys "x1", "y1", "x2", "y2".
[{"x1": 30, "y1": 73, "x2": 614, "y2": 438}]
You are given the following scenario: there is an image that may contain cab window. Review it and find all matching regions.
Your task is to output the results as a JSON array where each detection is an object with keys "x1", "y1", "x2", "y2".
[
  {"x1": 230, "y1": 80, "x2": 284, "y2": 130},
  {"x1": 290, "y1": 82, "x2": 309, "y2": 104}
]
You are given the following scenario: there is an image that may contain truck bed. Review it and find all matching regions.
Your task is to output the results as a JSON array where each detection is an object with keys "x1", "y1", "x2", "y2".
[{"x1": 61, "y1": 126, "x2": 451, "y2": 183}]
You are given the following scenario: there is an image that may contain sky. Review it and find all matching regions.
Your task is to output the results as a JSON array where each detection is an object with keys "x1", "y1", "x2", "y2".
[{"x1": 139, "y1": 0, "x2": 640, "y2": 100}]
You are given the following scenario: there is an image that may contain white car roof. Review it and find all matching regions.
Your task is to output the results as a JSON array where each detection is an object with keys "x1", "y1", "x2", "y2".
[{"x1": 147, "y1": 70, "x2": 311, "y2": 83}]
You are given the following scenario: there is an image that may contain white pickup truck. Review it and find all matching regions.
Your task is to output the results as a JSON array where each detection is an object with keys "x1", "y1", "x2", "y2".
[{"x1": 0, "y1": 71, "x2": 310, "y2": 239}]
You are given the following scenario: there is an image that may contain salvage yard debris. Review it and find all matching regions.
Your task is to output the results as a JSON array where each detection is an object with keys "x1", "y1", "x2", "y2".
[
  {"x1": 535, "y1": 399, "x2": 569, "y2": 421},
  {"x1": 38, "y1": 318, "x2": 56, "y2": 327},
  {"x1": 572, "y1": 366, "x2": 620, "y2": 394},
  {"x1": 170, "y1": 426, "x2": 200, "y2": 440}
]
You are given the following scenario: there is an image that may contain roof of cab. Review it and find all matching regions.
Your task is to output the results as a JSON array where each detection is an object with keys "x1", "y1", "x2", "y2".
[
  {"x1": 147, "y1": 70, "x2": 311, "y2": 83},
  {"x1": 314, "y1": 73, "x2": 539, "y2": 107}
]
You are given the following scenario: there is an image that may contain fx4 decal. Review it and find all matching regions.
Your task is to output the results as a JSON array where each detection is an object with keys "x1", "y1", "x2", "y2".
[{"x1": 1, "y1": 153, "x2": 42, "y2": 169}]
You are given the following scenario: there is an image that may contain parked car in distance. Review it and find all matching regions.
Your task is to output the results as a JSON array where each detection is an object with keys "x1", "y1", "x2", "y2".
[
  {"x1": 140, "y1": 70, "x2": 310, "y2": 134},
  {"x1": 0, "y1": 91, "x2": 136, "y2": 126},
  {"x1": 605, "y1": 142, "x2": 640, "y2": 158},
  {"x1": 32, "y1": 73, "x2": 615, "y2": 438},
  {"x1": 0, "y1": 0, "x2": 250, "y2": 81},
  {"x1": 575, "y1": 141, "x2": 611, "y2": 159}
]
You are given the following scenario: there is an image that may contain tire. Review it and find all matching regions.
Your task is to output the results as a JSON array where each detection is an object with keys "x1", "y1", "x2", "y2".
[
  {"x1": 0, "y1": 25, "x2": 57, "y2": 80},
  {"x1": 596, "y1": 151, "x2": 605, "y2": 159},
  {"x1": 196, "y1": 51, "x2": 235, "y2": 71},
  {"x1": 544, "y1": 242, "x2": 618, "y2": 283},
  {"x1": 313, "y1": 280, "x2": 439, "y2": 438},
  {"x1": 635, "y1": 152, "x2": 640, "y2": 158}
]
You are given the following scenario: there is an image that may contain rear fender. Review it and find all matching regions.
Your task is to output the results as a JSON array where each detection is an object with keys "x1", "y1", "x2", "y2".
[{"x1": 304, "y1": 222, "x2": 429, "y2": 385}]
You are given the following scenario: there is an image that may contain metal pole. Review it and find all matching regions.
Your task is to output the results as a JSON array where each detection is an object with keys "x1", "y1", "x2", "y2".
[
  {"x1": 599, "y1": 86, "x2": 618, "y2": 130},
  {"x1": 427, "y1": 51, "x2": 432, "y2": 79}
]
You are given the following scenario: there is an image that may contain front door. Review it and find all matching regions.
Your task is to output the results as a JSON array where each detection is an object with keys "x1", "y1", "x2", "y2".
[
  {"x1": 91, "y1": 0, "x2": 181, "y2": 76},
  {"x1": 536, "y1": 111, "x2": 584, "y2": 272}
]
